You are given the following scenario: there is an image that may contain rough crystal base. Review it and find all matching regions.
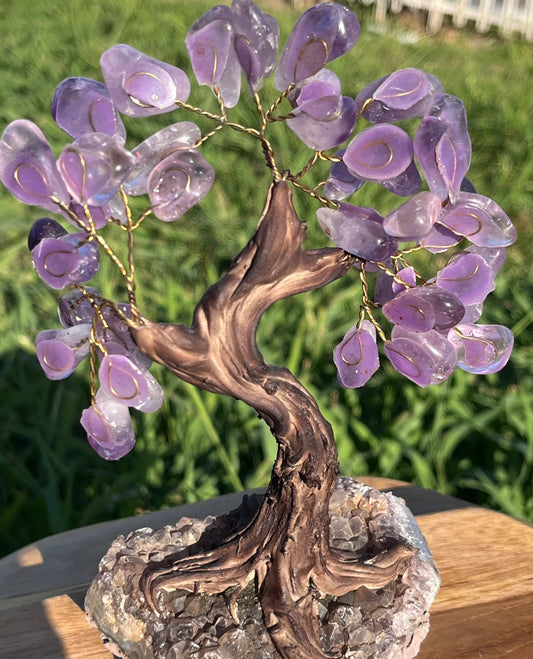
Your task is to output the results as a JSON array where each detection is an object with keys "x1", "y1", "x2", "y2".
[{"x1": 85, "y1": 478, "x2": 440, "y2": 658}]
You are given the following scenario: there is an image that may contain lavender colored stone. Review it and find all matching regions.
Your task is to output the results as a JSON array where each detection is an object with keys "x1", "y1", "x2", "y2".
[
  {"x1": 317, "y1": 203, "x2": 398, "y2": 262},
  {"x1": 355, "y1": 69, "x2": 443, "y2": 123},
  {"x1": 0, "y1": 119, "x2": 70, "y2": 211},
  {"x1": 85, "y1": 478, "x2": 440, "y2": 659},
  {"x1": 448, "y1": 323, "x2": 514, "y2": 374},
  {"x1": 125, "y1": 122, "x2": 202, "y2": 196},
  {"x1": 344, "y1": 124, "x2": 414, "y2": 183},
  {"x1": 51, "y1": 77, "x2": 126, "y2": 143},
  {"x1": 101, "y1": 44, "x2": 190, "y2": 117},
  {"x1": 98, "y1": 354, "x2": 164, "y2": 412},
  {"x1": 232, "y1": 0, "x2": 279, "y2": 93},
  {"x1": 436, "y1": 252, "x2": 495, "y2": 306},
  {"x1": 147, "y1": 149, "x2": 215, "y2": 222},
  {"x1": 81, "y1": 388, "x2": 135, "y2": 460},
  {"x1": 57, "y1": 133, "x2": 134, "y2": 206},
  {"x1": 334, "y1": 320, "x2": 379, "y2": 388},
  {"x1": 275, "y1": 3, "x2": 360, "y2": 90},
  {"x1": 383, "y1": 192, "x2": 441, "y2": 241}
]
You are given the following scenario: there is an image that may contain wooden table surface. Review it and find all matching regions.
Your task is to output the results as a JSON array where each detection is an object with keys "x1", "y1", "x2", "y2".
[{"x1": 1, "y1": 476, "x2": 532, "y2": 659}]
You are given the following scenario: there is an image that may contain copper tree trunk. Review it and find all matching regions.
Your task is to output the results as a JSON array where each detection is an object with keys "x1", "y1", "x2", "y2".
[{"x1": 131, "y1": 182, "x2": 414, "y2": 659}]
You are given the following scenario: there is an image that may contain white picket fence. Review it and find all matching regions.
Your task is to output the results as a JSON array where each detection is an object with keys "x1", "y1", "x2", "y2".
[{"x1": 358, "y1": 0, "x2": 533, "y2": 39}]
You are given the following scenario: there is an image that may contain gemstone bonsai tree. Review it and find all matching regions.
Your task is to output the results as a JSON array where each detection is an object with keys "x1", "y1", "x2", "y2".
[{"x1": 0, "y1": 1, "x2": 515, "y2": 657}]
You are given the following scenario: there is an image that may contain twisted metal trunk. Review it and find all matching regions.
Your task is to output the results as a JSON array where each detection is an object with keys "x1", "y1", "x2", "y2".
[{"x1": 131, "y1": 182, "x2": 414, "y2": 658}]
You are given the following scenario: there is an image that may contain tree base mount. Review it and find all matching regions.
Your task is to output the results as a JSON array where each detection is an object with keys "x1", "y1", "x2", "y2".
[{"x1": 85, "y1": 477, "x2": 440, "y2": 659}]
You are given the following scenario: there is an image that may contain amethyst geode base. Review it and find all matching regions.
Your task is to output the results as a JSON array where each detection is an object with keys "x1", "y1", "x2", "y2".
[{"x1": 85, "y1": 478, "x2": 440, "y2": 658}]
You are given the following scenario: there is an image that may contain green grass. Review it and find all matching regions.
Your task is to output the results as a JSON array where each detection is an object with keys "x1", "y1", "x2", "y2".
[{"x1": 1, "y1": 0, "x2": 533, "y2": 557}]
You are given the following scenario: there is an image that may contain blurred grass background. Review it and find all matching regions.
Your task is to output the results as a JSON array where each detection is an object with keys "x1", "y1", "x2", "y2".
[{"x1": 1, "y1": 0, "x2": 532, "y2": 558}]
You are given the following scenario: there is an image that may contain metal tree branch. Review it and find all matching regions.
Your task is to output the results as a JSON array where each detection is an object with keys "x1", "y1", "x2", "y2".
[{"x1": 131, "y1": 182, "x2": 415, "y2": 659}]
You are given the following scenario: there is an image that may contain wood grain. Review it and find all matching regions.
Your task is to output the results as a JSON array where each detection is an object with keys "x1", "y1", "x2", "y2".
[{"x1": 1, "y1": 477, "x2": 532, "y2": 658}]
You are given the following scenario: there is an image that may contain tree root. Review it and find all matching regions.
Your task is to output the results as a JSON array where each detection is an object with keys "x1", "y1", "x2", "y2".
[{"x1": 139, "y1": 491, "x2": 416, "y2": 659}]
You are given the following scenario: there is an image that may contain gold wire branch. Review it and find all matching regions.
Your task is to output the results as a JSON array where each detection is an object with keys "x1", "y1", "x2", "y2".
[
  {"x1": 359, "y1": 263, "x2": 387, "y2": 342},
  {"x1": 265, "y1": 83, "x2": 295, "y2": 121},
  {"x1": 392, "y1": 252, "x2": 427, "y2": 286},
  {"x1": 292, "y1": 152, "x2": 319, "y2": 181},
  {"x1": 287, "y1": 177, "x2": 338, "y2": 207}
]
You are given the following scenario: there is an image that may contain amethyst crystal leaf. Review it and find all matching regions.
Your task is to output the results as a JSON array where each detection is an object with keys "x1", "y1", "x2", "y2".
[
  {"x1": 57, "y1": 133, "x2": 134, "y2": 206},
  {"x1": 333, "y1": 320, "x2": 379, "y2": 388},
  {"x1": 436, "y1": 252, "x2": 495, "y2": 306},
  {"x1": 126, "y1": 122, "x2": 202, "y2": 196},
  {"x1": 185, "y1": 6, "x2": 242, "y2": 107},
  {"x1": 390, "y1": 326, "x2": 458, "y2": 385},
  {"x1": 414, "y1": 94, "x2": 471, "y2": 202},
  {"x1": 232, "y1": 0, "x2": 279, "y2": 92},
  {"x1": 148, "y1": 149, "x2": 215, "y2": 221},
  {"x1": 98, "y1": 354, "x2": 164, "y2": 412},
  {"x1": 287, "y1": 94, "x2": 357, "y2": 151},
  {"x1": 439, "y1": 192, "x2": 517, "y2": 247},
  {"x1": 448, "y1": 323, "x2": 514, "y2": 374},
  {"x1": 275, "y1": 2, "x2": 360, "y2": 90},
  {"x1": 81, "y1": 388, "x2": 136, "y2": 460},
  {"x1": 383, "y1": 191, "x2": 441, "y2": 241},
  {"x1": 0, "y1": 120, "x2": 70, "y2": 211},
  {"x1": 51, "y1": 77, "x2": 126, "y2": 143},
  {"x1": 31, "y1": 231, "x2": 100, "y2": 289},
  {"x1": 317, "y1": 203, "x2": 398, "y2": 262},
  {"x1": 35, "y1": 324, "x2": 91, "y2": 380},
  {"x1": 101, "y1": 44, "x2": 190, "y2": 117},
  {"x1": 384, "y1": 337, "x2": 434, "y2": 387},
  {"x1": 343, "y1": 124, "x2": 414, "y2": 183},
  {"x1": 356, "y1": 69, "x2": 443, "y2": 123}
]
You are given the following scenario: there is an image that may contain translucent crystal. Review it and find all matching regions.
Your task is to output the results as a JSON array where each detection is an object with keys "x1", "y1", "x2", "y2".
[
  {"x1": 51, "y1": 77, "x2": 126, "y2": 143},
  {"x1": 382, "y1": 287, "x2": 436, "y2": 332},
  {"x1": 448, "y1": 323, "x2": 514, "y2": 374},
  {"x1": 436, "y1": 252, "x2": 495, "y2": 306},
  {"x1": 57, "y1": 133, "x2": 134, "y2": 205},
  {"x1": 98, "y1": 354, "x2": 164, "y2": 411},
  {"x1": 323, "y1": 150, "x2": 364, "y2": 201},
  {"x1": 186, "y1": 6, "x2": 241, "y2": 108},
  {"x1": 35, "y1": 324, "x2": 91, "y2": 380},
  {"x1": 382, "y1": 285, "x2": 465, "y2": 332},
  {"x1": 356, "y1": 69, "x2": 443, "y2": 123},
  {"x1": 232, "y1": 0, "x2": 279, "y2": 93},
  {"x1": 80, "y1": 388, "x2": 135, "y2": 460},
  {"x1": 148, "y1": 149, "x2": 214, "y2": 221},
  {"x1": 275, "y1": 2, "x2": 360, "y2": 90},
  {"x1": 383, "y1": 191, "x2": 441, "y2": 241},
  {"x1": 0, "y1": 119, "x2": 70, "y2": 211},
  {"x1": 343, "y1": 124, "x2": 414, "y2": 183},
  {"x1": 389, "y1": 326, "x2": 457, "y2": 385},
  {"x1": 101, "y1": 44, "x2": 190, "y2": 117},
  {"x1": 125, "y1": 122, "x2": 201, "y2": 196},
  {"x1": 31, "y1": 232, "x2": 100, "y2": 289},
  {"x1": 439, "y1": 192, "x2": 516, "y2": 247},
  {"x1": 287, "y1": 83, "x2": 356, "y2": 152},
  {"x1": 414, "y1": 286, "x2": 466, "y2": 331},
  {"x1": 333, "y1": 320, "x2": 379, "y2": 388},
  {"x1": 384, "y1": 337, "x2": 434, "y2": 387},
  {"x1": 317, "y1": 203, "x2": 398, "y2": 262},
  {"x1": 414, "y1": 94, "x2": 471, "y2": 202}
]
